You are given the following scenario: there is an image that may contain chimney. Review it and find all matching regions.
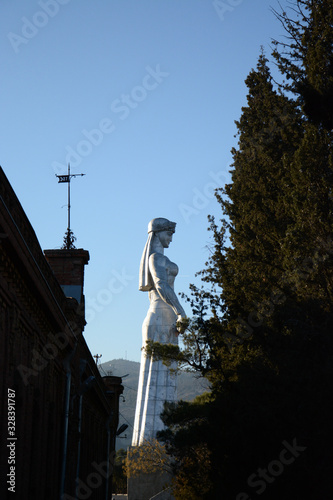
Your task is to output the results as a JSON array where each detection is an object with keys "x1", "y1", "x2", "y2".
[{"x1": 44, "y1": 248, "x2": 90, "y2": 305}]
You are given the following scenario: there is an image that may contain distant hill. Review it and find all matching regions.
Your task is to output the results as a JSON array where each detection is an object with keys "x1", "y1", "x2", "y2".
[{"x1": 98, "y1": 358, "x2": 210, "y2": 450}]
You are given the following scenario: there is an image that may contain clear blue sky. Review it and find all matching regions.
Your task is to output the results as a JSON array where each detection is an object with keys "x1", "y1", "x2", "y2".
[{"x1": 1, "y1": 0, "x2": 289, "y2": 362}]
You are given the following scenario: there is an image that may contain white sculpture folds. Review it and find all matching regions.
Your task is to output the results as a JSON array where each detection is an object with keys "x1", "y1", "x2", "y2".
[{"x1": 132, "y1": 218, "x2": 186, "y2": 446}]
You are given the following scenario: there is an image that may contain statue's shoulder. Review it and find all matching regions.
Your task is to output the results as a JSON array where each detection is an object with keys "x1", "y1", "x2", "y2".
[{"x1": 149, "y1": 252, "x2": 168, "y2": 267}]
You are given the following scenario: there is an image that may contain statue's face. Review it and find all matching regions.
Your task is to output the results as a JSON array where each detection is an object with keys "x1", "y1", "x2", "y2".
[{"x1": 157, "y1": 230, "x2": 174, "y2": 248}]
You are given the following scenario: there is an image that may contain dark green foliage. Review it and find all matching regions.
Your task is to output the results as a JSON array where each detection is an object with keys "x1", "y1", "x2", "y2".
[
  {"x1": 272, "y1": 0, "x2": 333, "y2": 130},
  {"x1": 212, "y1": 53, "x2": 304, "y2": 330}
]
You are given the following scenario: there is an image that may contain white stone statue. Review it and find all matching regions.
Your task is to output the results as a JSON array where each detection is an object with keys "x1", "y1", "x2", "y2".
[{"x1": 132, "y1": 218, "x2": 186, "y2": 446}]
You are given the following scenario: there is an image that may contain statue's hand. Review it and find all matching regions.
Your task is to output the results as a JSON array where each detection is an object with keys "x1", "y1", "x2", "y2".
[{"x1": 176, "y1": 314, "x2": 188, "y2": 334}]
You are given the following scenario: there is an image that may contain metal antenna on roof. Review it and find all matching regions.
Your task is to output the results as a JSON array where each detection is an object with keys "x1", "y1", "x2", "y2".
[{"x1": 55, "y1": 164, "x2": 85, "y2": 249}]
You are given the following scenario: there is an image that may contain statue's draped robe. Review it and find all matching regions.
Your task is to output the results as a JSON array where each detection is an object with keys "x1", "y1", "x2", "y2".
[{"x1": 132, "y1": 253, "x2": 182, "y2": 446}]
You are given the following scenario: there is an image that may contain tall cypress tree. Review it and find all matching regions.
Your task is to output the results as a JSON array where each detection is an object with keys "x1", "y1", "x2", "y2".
[
  {"x1": 206, "y1": 52, "x2": 303, "y2": 336},
  {"x1": 272, "y1": 0, "x2": 333, "y2": 312}
]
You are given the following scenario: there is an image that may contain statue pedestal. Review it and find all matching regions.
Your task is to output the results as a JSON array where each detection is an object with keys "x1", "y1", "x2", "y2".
[{"x1": 127, "y1": 471, "x2": 174, "y2": 500}]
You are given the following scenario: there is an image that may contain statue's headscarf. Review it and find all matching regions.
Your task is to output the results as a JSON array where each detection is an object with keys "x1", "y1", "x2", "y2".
[{"x1": 139, "y1": 218, "x2": 176, "y2": 291}]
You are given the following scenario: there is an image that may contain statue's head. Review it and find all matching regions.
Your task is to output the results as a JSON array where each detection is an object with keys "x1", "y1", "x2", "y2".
[
  {"x1": 139, "y1": 218, "x2": 177, "y2": 291},
  {"x1": 148, "y1": 218, "x2": 176, "y2": 249},
  {"x1": 148, "y1": 218, "x2": 176, "y2": 234}
]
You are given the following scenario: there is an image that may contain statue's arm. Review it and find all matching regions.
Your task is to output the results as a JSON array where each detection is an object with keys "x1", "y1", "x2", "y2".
[{"x1": 149, "y1": 253, "x2": 185, "y2": 317}]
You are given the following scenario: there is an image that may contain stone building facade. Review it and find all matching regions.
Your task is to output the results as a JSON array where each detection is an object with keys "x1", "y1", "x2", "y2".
[{"x1": 0, "y1": 166, "x2": 123, "y2": 499}]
